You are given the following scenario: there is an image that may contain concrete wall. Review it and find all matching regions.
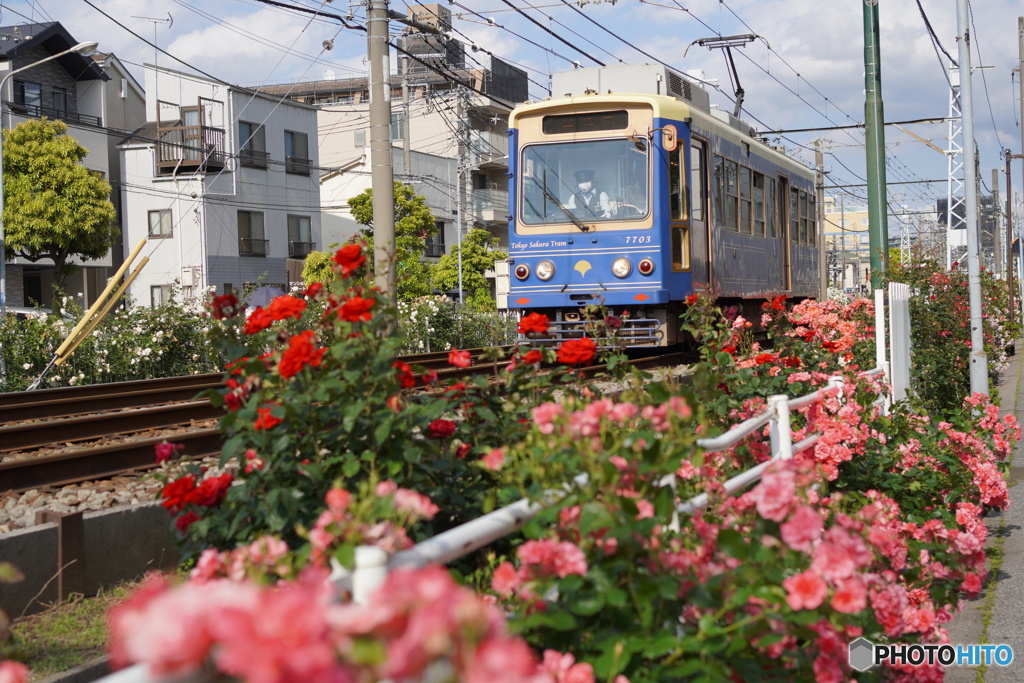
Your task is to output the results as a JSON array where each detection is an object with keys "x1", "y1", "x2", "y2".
[{"x1": 0, "y1": 502, "x2": 179, "y2": 618}]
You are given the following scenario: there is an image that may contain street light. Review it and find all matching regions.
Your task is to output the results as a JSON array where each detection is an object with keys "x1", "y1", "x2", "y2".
[{"x1": 0, "y1": 40, "x2": 97, "y2": 384}]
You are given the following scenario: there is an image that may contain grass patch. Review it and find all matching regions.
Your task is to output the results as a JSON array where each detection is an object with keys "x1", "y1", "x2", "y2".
[{"x1": 5, "y1": 581, "x2": 139, "y2": 682}]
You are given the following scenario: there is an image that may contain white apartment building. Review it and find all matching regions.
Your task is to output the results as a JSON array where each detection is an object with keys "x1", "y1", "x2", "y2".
[
  {"x1": 0, "y1": 22, "x2": 146, "y2": 309},
  {"x1": 120, "y1": 66, "x2": 321, "y2": 306}
]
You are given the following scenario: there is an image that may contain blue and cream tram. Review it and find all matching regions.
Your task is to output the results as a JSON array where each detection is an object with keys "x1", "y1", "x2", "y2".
[{"x1": 505, "y1": 64, "x2": 818, "y2": 346}]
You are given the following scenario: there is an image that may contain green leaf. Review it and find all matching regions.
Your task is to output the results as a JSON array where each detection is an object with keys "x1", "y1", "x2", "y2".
[
  {"x1": 716, "y1": 528, "x2": 748, "y2": 560},
  {"x1": 570, "y1": 593, "x2": 606, "y2": 616}
]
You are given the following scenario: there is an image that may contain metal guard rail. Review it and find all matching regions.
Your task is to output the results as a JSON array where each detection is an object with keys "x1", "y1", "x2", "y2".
[{"x1": 95, "y1": 366, "x2": 888, "y2": 683}]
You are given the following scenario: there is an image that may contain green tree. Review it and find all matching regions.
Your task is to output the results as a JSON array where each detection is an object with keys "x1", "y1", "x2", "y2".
[
  {"x1": 431, "y1": 228, "x2": 507, "y2": 311},
  {"x1": 2, "y1": 119, "x2": 118, "y2": 298},
  {"x1": 301, "y1": 249, "x2": 334, "y2": 286},
  {"x1": 348, "y1": 181, "x2": 437, "y2": 300}
]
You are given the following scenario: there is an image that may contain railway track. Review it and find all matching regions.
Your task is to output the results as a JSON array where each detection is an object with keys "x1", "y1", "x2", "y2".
[{"x1": 0, "y1": 346, "x2": 693, "y2": 494}]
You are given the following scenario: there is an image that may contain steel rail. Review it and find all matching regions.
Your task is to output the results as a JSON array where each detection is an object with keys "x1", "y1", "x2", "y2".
[
  {"x1": 0, "y1": 373, "x2": 222, "y2": 408},
  {"x1": 0, "y1": 401, "x2": 222, "y2": 452},
  {"x1": 0, "y1": 427, "x2": 222, "y2": 493},
  {"x1": 0, "y1": 381, "x2": 221, "y2": 424}
]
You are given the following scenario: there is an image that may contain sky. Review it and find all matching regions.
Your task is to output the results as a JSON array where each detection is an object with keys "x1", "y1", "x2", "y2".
[{"x1": 8, "y1": 0, "x2": 1024, "y2": 230}]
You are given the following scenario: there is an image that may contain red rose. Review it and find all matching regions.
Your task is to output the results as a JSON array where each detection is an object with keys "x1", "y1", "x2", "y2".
[
  {"x1": 426, "y1": 419, "x2": 457, "y2": 439},
  {"x1": 523, "y1": 349, "x2": 543, "y2": 365},
  {"x1": 339, "y1": 296, "x2": 375, "y2": 322},
  {"x1": 210, "y1": 294, "x2": 239, "y2": 320},
  {"x1": 161, "y1": 475, "x2": 196, "y2": 514},
  {"x1": 448, "y1": 348, "x2": 471, "y2": 368},
  {"x1": 174, "y1": 511, "x2": 201, "y2": 532},
  {"x1": 517, "y1": 312, "x2": 550, "y2": 334},
  {"x1": 186, "y1": 473, "x2": 233, "y2": 507},
  {"x1": 278, "y1": 330, "x2": 326, "y2": 379},
  {"x1": 266, "y1": 295, "x2": 306, "y2": 322},
  {"x1": 333, "y1": 244, "x2": 366, "y2": 276},
  {"x1": 243, "y1": 307, "x2": 274, "y2": 334},
  {"x1": 304, "y1": 282, "x2": 324, "y2": 299},
  {"x1": 254, "y1": 404, "x2": 283, "y2": 430},
  {"x1": 556, "y1": 337, "x2": 597, "y2": 366},
  {"x1": 393, "y1": 361, "x2": 416, "y2": 388}
]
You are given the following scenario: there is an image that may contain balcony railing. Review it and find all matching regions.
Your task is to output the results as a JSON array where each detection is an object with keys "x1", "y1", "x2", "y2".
[
  {"x1": 471, "y1": 187, "x2": 509, "y2": 218},
  {"x1": 289, "y1": 241, "x2": 315, "y2": 258},
  {"x1": 240, "y1": 148, "x2": 270, "y2": 169},
  {"x1": 285, "y1": 155, "x2": 311, "y2": 176},
  {"x1": 4, "y1": 100, "x2": 102, "y2": 127},
  {"x1": 157, "y1": 124, "x2": 226, "y2": 174},
  {"x1": 239, "y1": 238, "x2": 270, "y2": 257}
]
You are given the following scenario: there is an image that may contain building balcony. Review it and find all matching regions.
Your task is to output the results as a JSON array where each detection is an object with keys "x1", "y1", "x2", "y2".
[
  {"x1": 4, "y1": 100, "x2": 102, "y2": 128},
  {"x1": 240, "y1": 148, "x2": 270, "y2": 169},
  {"x1": 239, "y1": 238, "x2": 269, "y2": 257},
  {"x1": 156, "y1": 124, "x2": 226, "y2": 175},
  {"x1": 289, "y1": 241, "x2": 315, "y2": 258},
  {"x1": 471, "y1": 187, "x2": 509, "y2": 223},
  {"x1": 285, "y1": 155, "x2": 311, "y2": 176}
]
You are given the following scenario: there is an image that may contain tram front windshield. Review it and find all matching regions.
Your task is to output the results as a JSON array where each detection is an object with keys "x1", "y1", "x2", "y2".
[{"x1": 519, "y1": 139, "x2": 650, "y2": 226}]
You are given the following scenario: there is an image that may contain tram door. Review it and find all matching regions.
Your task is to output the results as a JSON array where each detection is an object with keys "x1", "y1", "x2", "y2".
[
  {"x1": 687, "y1": 140, "x2": 709, "y2": 286},
  {"x1": 779, "y1": 175, "x2": 792, "y2": 291}
]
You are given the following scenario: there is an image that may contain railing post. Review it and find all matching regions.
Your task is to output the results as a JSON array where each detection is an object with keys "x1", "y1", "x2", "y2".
[
  {"x1": 768, "y1": 394, "x2": 793, "y2": 460},
  {"x1": 874, "y1": 288, "x2": 886, "y2": 370},
  {"x1": 352, "y1": 545, "x2": 389, "y2": 605}
]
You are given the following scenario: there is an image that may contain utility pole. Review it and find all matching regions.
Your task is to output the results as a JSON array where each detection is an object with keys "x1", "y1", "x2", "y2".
[
  {"x1": 992, "y1": 168, "x2": 1002, "y2": 276},
  {"x1": 957, "y1": 0, "x2": 988, "y2": 396},
  {"x1": 367, "y1": 0, "x2": 396, "y2": 301},
  {"x1": 456, "y1": 86, "x2": 467, "y2": 306},
  {"x1": 401, "y1": 48, "x2": 411, "y2": 173},
  {"x1": 815, "y1": 140, "x2": 827, "y2": 299},
  {"x1": 862, "y1": 0, "x2": 890, "y2": 286},
  {"x1": 1006, "y1": 150, "x2": 1015, "y2": 329}
]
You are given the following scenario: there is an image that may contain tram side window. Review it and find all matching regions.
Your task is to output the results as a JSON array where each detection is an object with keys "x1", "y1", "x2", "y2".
[
  {"x1": 724, "y1": 160, "x2": 739, "y2": 231},
  {"x1": 752, "y1": 172, "x2": 765, "y2": 237},
  {"x1": 806, "y1": 194, "x2": 816, "y2": 247},
  {"x1": 669, "y1": 146, "x2": 685, "y2": 220},
  {"x1": 739, "y1": 166, "x2": 751, "y2": 234},
  {"x1": 790, "y1": 188, "x2": 800, "y2": 247},
  {"x1": 713, "y1": 155, "x2": 725, "y2": 228},
  {"x1": 765, "y1": 177, "x2": 775, "y2": 238},
  {"x1": 690, "y1": 143, "x2": 704, "y2": 222}
]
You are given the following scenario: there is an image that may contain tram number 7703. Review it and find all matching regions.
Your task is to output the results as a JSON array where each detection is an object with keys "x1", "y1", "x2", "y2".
[{"x1": 624, "y1": 236, "x2": 652, "y2": 244}]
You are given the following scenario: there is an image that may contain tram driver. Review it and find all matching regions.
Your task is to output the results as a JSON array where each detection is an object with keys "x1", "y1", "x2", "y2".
[{"x1": 566, "y1": 169, "x2": 612, "y2": 219}]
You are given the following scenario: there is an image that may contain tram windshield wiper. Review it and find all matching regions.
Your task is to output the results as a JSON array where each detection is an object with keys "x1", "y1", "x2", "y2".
[{"x1": 540, "y1": 183, "x2": 593, "y2": 233}]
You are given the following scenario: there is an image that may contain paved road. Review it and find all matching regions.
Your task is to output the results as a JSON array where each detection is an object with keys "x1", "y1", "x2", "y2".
[{"x1": 946, "y1": 343, "x2": 1024, "y2": 682}]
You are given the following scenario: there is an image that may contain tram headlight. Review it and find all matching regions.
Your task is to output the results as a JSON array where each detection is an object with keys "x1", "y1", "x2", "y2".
[
  {"x1": 612, "y1": 257, "x2": 632, "y2": 278},
  {"x1": 638, "y1": 258, "x2": 655, "y2": 275},
  {"x1": 514, "y1": 264, "x2": 530, "y2": 280},
  {"x1": 536, "y1": 260, "x2": 556, "y2": 281}
]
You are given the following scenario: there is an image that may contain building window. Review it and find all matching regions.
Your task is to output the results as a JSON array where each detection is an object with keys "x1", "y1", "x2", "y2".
[
  {"x1": 390, "y1": 112, "x2": 404, "y2": 140},
  {"x1": 150, "y1": 284, "x2": 172, "y2": 308},
  {"x1": 284, "y1": 130, "x2": 310, "y2": 175},
  {"x1": 424, "y1": 220, "x2": 446, "y2": 258},
  {"x1": 52, "y1": 87, "x2": 67, "y2": 118},
  {"x1": 238, "y1": 210, "x2": 268, "y2": 256},
  {"x1": 354, "y1": 130, "x2": 366, "y2": 147},
  {"x1": 287, "y1": 215, "x2": 313, "y2": 258},
  {"x1": 239, "y1": 121, "x2": 268, "y2": 169},
  {"x1": 148, "y1": 209, "x2": 173, "y2": 238},
  {"x1": 13, "y1": 80, "x2": 41, "y2": 109}
]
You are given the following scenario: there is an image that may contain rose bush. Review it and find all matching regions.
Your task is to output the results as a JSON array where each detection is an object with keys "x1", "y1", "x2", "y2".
[{"x1": 109, "y1": 265, "x2": 1016, "y2": 683}]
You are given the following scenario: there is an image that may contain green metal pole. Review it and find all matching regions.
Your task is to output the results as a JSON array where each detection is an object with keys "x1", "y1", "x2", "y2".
[{"x1": 863, "y1": 0, "x2": 890, "y2": 286}]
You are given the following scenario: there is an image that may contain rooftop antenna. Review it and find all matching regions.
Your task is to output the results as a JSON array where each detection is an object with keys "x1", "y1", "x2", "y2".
[{"x1": 131, "y1": 13, "x2": 172, "y2": 113}]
